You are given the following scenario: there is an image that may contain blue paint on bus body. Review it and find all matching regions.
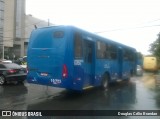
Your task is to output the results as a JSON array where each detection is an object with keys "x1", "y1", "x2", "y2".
[{"x1": 27, "y1": 26, "x2": 137, "y2": 91}]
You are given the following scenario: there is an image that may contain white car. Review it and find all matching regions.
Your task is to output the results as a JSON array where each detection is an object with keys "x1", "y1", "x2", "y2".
[
  {"x1": 136, "y1": 65, "x2": 143, "y2": 76},
  {"x1": 14, "y1": 56, "x2": 27, "y2": 69},
  {"x1": 20, "y1": 64, "x2": 27, "y2": 68},
  {"x1": 0, "y1": 59, "x2": 12, "y2": 63}
]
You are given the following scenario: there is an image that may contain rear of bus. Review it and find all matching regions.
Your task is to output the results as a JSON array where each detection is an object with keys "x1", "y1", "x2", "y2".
[
  {"x1": 27, "y1": 26, "x2": 74, "y2": 89},
  {"x1": 143, "y1": 56, "x2": 158, "y2": 72}
]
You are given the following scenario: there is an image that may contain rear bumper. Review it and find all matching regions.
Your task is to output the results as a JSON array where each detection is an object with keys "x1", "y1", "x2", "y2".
[{"x1": 5, "y1": 74, "x2": 27, "y2": 82}]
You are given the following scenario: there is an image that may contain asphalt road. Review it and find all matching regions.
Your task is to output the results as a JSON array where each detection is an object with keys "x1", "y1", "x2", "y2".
[{"x1": 0, "y1": 72, "x2": 160, "y2": 119}]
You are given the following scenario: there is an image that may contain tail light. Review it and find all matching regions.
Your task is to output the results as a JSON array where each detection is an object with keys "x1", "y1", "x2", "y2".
[
  {"x1": 62, "y1": 64, "x2": 68, "y2": 78},
  {"x1": 8, "y1": 69, "x2": 17, "y2": 74}
]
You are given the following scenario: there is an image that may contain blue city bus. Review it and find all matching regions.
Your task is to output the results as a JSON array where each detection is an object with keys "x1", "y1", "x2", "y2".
[{"x1": 27, "y1": 26, "x2": 137, "y2": 91}]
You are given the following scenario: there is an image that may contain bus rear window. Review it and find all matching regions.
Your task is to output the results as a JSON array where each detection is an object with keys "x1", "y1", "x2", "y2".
[
  {"x1": 53, "y1": 31, "x2": 64, "y2": 38},
  {"x1": 31, "y1": 30, "x2": 65, "y2": 48}
]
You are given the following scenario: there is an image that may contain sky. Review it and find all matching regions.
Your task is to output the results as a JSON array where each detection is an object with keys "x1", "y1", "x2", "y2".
[{"x1": 26, "y1": 0, "x2": 160, "y2": 55}]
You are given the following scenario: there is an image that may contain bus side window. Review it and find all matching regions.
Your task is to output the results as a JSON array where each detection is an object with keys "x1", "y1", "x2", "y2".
[
  {"x1": 74, "y1": 32, "x2": 83, "y2": 58},
  {"x1": 109, "y1": 44, "x2": 117, "y2": 59},
  {"x1": 123, "y1": 49, "x2": 128, "y2": 60},
  {"x1": 123, "y1": 49, "x2": 133, "y2": 61},
  {"x1": 96, "y1": 41, "x2": 109, "y2": 59},
  {"x1": 129, "y1": 51, "x2": 135, "y2": 61}
]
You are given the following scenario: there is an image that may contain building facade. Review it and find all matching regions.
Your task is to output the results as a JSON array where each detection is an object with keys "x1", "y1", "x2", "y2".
[
  {"x1": 1, "y1": 0, "x2": 51, "y2": 59},
  {"x1": 1, "y1": 0, "x2": 25, "y2": 59},
  {"x1": 0, "y1": 0, "x2": 4, "y2": 59},
  {"x1": 24, "y1": 15, "x2": 51, "y2": 55}
]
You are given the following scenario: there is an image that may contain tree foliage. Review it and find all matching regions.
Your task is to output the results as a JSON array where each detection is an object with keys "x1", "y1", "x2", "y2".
[{"x1": 149, "y1": 32, "x2": 160, "y2": 60}]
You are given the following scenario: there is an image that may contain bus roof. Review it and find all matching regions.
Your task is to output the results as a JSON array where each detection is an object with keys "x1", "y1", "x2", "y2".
[{"x1": 32, "y1": 25, "x2": 136, "y2": 51}]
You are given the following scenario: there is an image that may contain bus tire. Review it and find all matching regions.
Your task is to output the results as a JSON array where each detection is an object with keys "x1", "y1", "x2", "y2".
[{"x1": 101, "y1": 74, "x2": 109, "y2": 90}]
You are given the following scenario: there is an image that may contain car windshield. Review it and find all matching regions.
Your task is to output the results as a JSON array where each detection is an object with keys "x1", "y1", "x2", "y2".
[{"x1": 4, "y1": 63, "x2": 22, "y2": 69}]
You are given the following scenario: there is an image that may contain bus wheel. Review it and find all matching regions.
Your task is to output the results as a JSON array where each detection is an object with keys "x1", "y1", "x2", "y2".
[{"x1": 101, "y1": 74, "x2": 109, "y2": 90}]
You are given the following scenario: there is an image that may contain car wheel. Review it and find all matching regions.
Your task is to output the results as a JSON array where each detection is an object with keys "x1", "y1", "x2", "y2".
[
  {"x1": 0, "y1": 75, "x2": 6, "y2": 85},
  {"x1": 101, "y1": 74, "x2": 109, "y2": 90}
]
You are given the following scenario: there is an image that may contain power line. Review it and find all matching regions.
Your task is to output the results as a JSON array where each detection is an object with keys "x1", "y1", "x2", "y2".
[
  {"x1": 1, "y1": 24, "x2": 160, "y2": 39},
  {"x1": 95, "y1": 24, "x2": 160, "y2": 34}
]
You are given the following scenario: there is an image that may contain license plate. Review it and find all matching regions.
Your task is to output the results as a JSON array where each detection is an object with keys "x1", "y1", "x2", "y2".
[{"x1": 40, "y1": 73, "x2": 48, "y2": 76}]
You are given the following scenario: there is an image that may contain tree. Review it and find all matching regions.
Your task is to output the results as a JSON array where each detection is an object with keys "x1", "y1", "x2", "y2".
[{"x1": 149, "y1": 32, "x2": 160, "y2": 60}]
